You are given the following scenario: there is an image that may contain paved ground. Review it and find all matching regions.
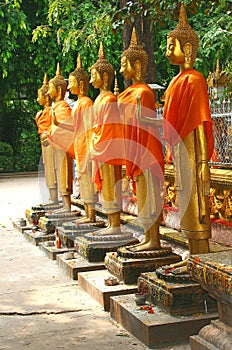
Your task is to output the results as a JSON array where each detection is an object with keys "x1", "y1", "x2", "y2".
[{"x1": 0, "y1": 174, "x2": 191, "y2": 350}]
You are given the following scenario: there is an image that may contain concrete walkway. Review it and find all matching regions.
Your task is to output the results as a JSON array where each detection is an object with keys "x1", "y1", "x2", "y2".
[{"x1": 0, "y1": 175, "x2": 190, "y2": 350}]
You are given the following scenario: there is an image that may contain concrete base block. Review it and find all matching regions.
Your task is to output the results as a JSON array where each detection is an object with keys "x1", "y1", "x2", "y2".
[
  {"x1": 56, "y1": 252, "x2": 105, "y2": 280},
  {"x1": 110, "y1": 294, "x2": 218, "y2": 349},
  {"x1": 78, "y1": 269, "x2": 138, "y2": 311}
]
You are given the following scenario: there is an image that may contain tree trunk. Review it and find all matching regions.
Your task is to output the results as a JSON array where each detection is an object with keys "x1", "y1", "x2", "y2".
[{"x1": 120, "y1": 0, "x2": 155, "y2": 87}]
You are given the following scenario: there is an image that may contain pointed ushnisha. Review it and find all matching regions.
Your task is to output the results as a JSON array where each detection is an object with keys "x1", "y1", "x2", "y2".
[
  {"x1": 98, "y1": 42, "x2": 106, "y2": 60},
  {"x1": 130, "y1": 27, "x2": 139, "y2": 47},
  {"x1": 76, "y1": 54, "x2": 82, "y2": 69},
  {"x1": 56, "y1": 62, "x2": 62, "y2": 77},
  {"x1": 42, "y1": 73, "x2": 48, "y2": 86}
]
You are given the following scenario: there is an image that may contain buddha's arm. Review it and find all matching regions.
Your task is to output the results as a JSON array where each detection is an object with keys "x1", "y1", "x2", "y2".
[
  {"x1": 136, "y1": 95, "x2": 163, "y2": 128},
  {"x1": 195, "y1": 123, "x2": 211, "y2": 221},
  {"x1": 52, "y1": 109, "x2": 74, "y2": 132}
]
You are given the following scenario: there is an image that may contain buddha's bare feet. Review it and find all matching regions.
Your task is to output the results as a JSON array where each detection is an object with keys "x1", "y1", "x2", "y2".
[
  {"x1": 75, "y1": 217, "x2": 95, "y2": 225},
  {"x1": 163, "y1": 258, "x2": 189, "y2": 275},
  {"x1": 128, "y1": 238, "x2": 148, "y2": 249},
  {"x1": 129, "y1": 241, "x2": 160, "y2": 252},
  {"x1": 53, "y1": 207, "x2": 71, "y2": 214},
  {"x1": 96, "y1": 226, "x2": 121, "y2": 236}
]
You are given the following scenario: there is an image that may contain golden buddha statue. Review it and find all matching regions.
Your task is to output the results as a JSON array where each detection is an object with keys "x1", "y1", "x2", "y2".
[
  {"x1": 162, "y1": 3, "x2": 214, "y2": 271},
  {"x1": 68, "y1": 55, "x2": 97, "y2": 223},
  {"x1": 89, "y1": 42, "x2": 124, "y2": 235},
  {"x1": 35, "y1": 73, "x2": 58, "y2": 204},
  {"x1": 118, "y1": 28, "x2": 164, "y2": 251},
  {"x1": 47, "y1": 63, "x2": 73, "y2": 212}
]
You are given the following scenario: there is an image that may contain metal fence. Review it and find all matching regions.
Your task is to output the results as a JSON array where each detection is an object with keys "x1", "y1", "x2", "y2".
[{"x1": 156, "y1": 99, "x2": 232, "y2": 168}]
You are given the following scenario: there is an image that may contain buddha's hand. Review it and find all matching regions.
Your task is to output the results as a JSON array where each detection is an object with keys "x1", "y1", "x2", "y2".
[{"x1": 35, "y1": 110, "x2": 43, "y2": 121}]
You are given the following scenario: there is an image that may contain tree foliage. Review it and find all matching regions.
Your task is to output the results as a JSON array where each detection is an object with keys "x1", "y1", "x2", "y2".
[{"x1": 0, "y1": 0, "x2": 231, "y2": 172}]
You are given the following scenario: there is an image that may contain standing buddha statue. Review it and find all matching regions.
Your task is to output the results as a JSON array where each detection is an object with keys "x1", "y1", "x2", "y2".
[
  {"x1": 89, "y1": 42, "x2": 124, "y2": 235},
  {"x1": 68, "y1": 55, "x2": 97, "y2": 223},
  {"x1": 163, "y1": 2, "x2": 214, "y2": 269},
  {"x1": 47, "y1": 63, "x2": 73, "y2": 212},
  {"x1": 118, "y1": 28, "x2": 164, "y2": 251},
  {"x1": 35, "y1": 73, "x2": 58, "y2": 204}
]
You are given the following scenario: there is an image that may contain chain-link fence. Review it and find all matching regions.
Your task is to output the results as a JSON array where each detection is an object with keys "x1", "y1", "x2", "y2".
[{"x1": 156, "y1": 99, "x2": 232, "y2": 168}]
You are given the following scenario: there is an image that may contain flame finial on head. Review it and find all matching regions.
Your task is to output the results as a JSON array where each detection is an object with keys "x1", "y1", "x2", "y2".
[
  {"x1": 42, "y1": 73, "x2": 48, "y2": 86},
  {"x1": 76, "y1": 54, "x2": 82, "y2": 69},
  {"x1": 178, "y1": 1, "x2": 189, "y2": 27},
  {"x1": 130, "y1": 27, "x2": 139, "y2": 47},
  {"x1": 56, "y1": 62, "x2": 62, "y2": 77},
  {"x1": 98, "y1": 42, "x2": 106, "y2": 60}
]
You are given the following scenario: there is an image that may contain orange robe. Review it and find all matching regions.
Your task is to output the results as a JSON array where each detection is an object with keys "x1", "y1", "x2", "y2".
[
  {"x1": 47, "y1": 100, "x2": 74, "y2": 156},
  {"x1": 35, "y1": 106, "x2": 57, "y2": 190},
  {"x1": 163, "y1": 69, "x2": 214, "y2": 158},
  {"x1": 118, "y1": 82, "x2": 164, "y2": 179},
  {"x1": 163, "y1": 69, "x2": 214, "y2": 240},
  {"x1": 73, "y1": 96, "x2": 94, "y2": 176},
  {"x1": 35, "y1": 106, "x2": 52, "y2": 134},
  {"x1": 47, "y1": 100, "x2": 73, "y2": 196},
  {"x1": 91, "y1": 92, "x2": 125, "y2": 190}
]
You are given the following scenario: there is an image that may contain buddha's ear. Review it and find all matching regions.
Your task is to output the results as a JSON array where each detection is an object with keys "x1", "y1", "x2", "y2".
[
  {"x1": 134, "y1": 60, "x2": 142, "y2": 80},
  {"x1": 79, "y1": 80, "x2": 84, "y2": 94},
  {"x1": 103, "y1": 72, "x2": 109, "y2": 86},
  {"x1": 183, "y1": 43, "x2": 192, "y2": 64},
  {"x1": 134, "y1": 59, "x2": 141, "y2": 71}
]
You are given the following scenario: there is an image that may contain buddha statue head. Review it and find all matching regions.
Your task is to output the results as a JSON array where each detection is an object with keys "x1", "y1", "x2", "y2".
[
  {"x1": 166, "y1": 2, "x2": 199, "y2": 70},
  {"x1": 37, "y1": 73, "x2": 52, "y2": 107},
  {"x1": 120, "y1": 27, "x2": 148, "y2": 82},
  {"x1": 68, "y1": 54, "x2": 89, "y2": 96},
  {"x1": 48, "y1": 63, "x2": 67, "y2": 100},
  {"x1": 90, "y1": 42, "x2": 114, "y2": 91}
]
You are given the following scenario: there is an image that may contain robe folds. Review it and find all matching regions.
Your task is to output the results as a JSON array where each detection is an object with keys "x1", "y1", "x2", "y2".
[
  {"x1": 35, "y1": 106, "x2": 52, "y2": 134},
  {"x1": 47, "y1": 100, "x2": 74, "y2": 156},
  {"x1": 118, "y1": 82, "x2": 164, "y2": 179},
  {"x1": 163, "y1": 69, "x2": 214, "y2": 159},
  {"x1": 90, "y1": 91, "x2": 125, "y2": 191}
]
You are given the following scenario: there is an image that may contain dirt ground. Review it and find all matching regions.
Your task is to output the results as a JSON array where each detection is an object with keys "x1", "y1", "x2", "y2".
[{"x1": 0, "y1": 174, "x2": 191, "y2": 350}]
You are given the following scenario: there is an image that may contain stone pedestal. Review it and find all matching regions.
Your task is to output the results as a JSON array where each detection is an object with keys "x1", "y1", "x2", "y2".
[
  {"x1": 25, "y1": 202, "x2": 63, "y2": 225},
  {"x1": 39, "y1": 241, "x2": 75, "y2": 260},
  {"x1": 105, "y1": 246, "x2": 181, "y2": 285},
  {"x1": 137, "y1": 269, "x2": 217, "y2": 316},
  {"x1": 56, "y1": 252, "x2": 106, "y2": 280},
  {"x1": 78, "y1": 269, "x2": 138, "y2": 311},
  {"x1": 188, "y1": 251, "x2": 232, "y2": 350},
  {"x1": 76, "y1": 231, "x2": 139, "y2": 263},
  {"x1": 110, "y1": 294, "x2": 217, "y2": 349},
  {"x1": 38, "y1": 210, "x2": 81, "y2": 233},
  {"x1": 58, "y1": 220, "x2": 106, "y2": 248}
]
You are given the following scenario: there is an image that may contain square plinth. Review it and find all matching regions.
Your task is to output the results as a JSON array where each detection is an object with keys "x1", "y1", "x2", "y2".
[
  {"x1": 56, "y1": 252, "x2": 105, "y2": 280},
  {"x1": 105, "y1": 251, "x2": 181, "y2": 285},
  {"x1": 78, "y1": 269, "x2": 138, "y2": 311},
  {"x1": 12, "y1": 220, "x2": 33, "y2": 234},
  {"x1": 39, "y1": 242, "x2": 75, "y2": 260},
  {"x1": 138, "y1": 271, "x2": 217, "y2": 316},
  {"x1": 76, "y1": 236, "x2": 138, "y2": 263},
  {"x1": 110, "y1": 294, "x2": 218, "y2": 349},
  {"x1": 23, "y1": 229, "x2": 55, "y2": 246}
]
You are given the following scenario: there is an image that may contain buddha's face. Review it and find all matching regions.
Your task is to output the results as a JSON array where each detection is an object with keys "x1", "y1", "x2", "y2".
[
  {"x1": 37, "y1": 90, "x2": 46, "y2": 106},
  {"x1": 166, "y1": 37, "x2": 185, "y2": 65},
  {"x1": 120, "y1": 56, "x2": 135, "y2": 80},
  {"x1": 90, "y1": 68, "x2": 102, "y2": 89},
  {"x1": 48, "y1": 82, "x2": 57, "y2": 98},
  {"x1": 68, "y1": 75, "x2": 79, "y2": 95}
]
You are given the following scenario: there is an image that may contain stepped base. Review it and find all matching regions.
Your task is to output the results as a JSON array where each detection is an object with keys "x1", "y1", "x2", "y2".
[
  {"x1": 56, "y1": 252, "x2": 105, "y2": 280},
  {"x1": 78, "y1": 269, "x2": 138, "y2": 311},
  {"x1": 110, "y1": 294, "x2": 218, "y2": 349},
  {"x1": 105, "y1": 249, "x2": 181, "y2": 285}
]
